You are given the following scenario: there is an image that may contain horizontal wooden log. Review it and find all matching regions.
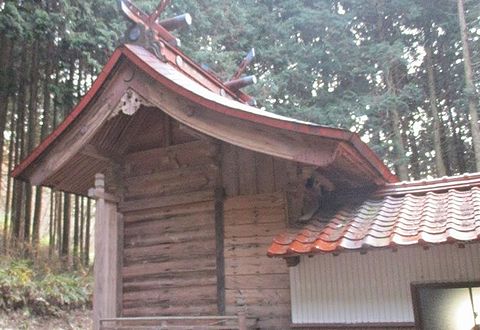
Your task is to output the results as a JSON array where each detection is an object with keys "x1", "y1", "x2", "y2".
[
  {"x1": 124, "y1": 140, "x2": 218, "y2": 176},
  {"x1": 123, "y1": 270, "x2": 217, "y2": 289},
  {"x1": 124, "y1": 212, "x2": 214, "y2": 238},
  {"x1": 224, "y1": 222, "x2": 286, "y2": 239},
  {"x1": 124, "y1": 163, "x2": 218, "y2": 187},
  {"x1": 122, "y1": 304, "x2": 217, "y2": 317},
  {"x1": 123, "y1": 285, "x2": 217, "y2": 304},
  {"x1": 124, "y1": 240, "x2": 216, "y2": 262},
  {"x1": 123, "y1": 270, "x2": 216, "y2": 285},
  {"x1": 123, "y1": 251, "x2": 216, "y2": 268},
  {"x1": 225, "y1": 288, "x2": 290, "y2": 307},
  {"x1": 223, "y1": 192, "x2": 285, "y2": 211},
  {"x1": 123, "y1": 299, "x2": 218, "y2": 312},
  {"x1": 225, "y1": 256, "x2": 287, "y2": 276},
  {"x1": 122, "y1": 258, "x2": 216, "y2": 279},
  {"x1": 119, "y1": 190, "x2": 215, "y2": 212},
  {"x1": 224, "y1": 242, "x2": 270, "y2": 258},
  {"x1": 225, "y1": 303, "x2": 291, "y2": 317},
  {"x1": 225, "y1": 274, "x2": 290, "y2": 290},
  {"x1": 123, "y1": 201, "x2": 214, "y2": 223},
  {"x1": 124, "y1": 168, "x2": 217, "y2": 199},
  {"x1": 124, "y1": 227, "x2": 215, "y2": 248},
  {"x1": 125, "y1": 176, "x2": 212, "y2": 200},
  {"x1": 224, "y1": 208, "x2": 286, "y2": 226}
]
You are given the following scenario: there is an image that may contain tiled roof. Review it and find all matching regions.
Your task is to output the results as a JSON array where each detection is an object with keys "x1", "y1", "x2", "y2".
[{"x1": 268, "y1": 173, "x2": 480, "y2": 256}]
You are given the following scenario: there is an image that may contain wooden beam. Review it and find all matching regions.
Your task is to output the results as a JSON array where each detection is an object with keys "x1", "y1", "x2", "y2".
[
  {"x1": 127, "y1": 72, "x2": 340, "y2": 168},
  {"x1": 90, "y1": 173, "x2": 121, "y2": 329},
  {"x1": 215, "y1": 187, "x2": 226, "y2": 315}
]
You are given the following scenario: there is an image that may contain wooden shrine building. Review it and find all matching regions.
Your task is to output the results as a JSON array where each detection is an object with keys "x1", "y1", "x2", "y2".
[{"x1": 12, "y1": 4, "x2": 480, "y2": 329}]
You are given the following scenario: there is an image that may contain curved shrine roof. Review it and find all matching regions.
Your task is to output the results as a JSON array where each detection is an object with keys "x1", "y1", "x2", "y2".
[{"x1": 12, "y1": 44, "x2": 396, "y2": 186}]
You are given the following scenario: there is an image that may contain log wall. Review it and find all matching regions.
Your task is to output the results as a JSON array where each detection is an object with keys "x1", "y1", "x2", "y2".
[
  {"x1": 221, "y1": 143, "x2": 292, "y2": 328},
  {"x1": 120, "y1": 140, "x2": 220, "y2": 317}
]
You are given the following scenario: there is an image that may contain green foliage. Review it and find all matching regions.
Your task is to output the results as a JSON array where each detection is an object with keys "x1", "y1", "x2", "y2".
[{"x1": 0, "y1": 258, "x2": 91, "y2": 316}]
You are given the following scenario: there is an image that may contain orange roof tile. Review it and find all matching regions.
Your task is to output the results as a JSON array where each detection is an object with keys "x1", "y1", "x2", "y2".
[{"x1": 268, "y1": 173, "x2": 480, "y2": 257}]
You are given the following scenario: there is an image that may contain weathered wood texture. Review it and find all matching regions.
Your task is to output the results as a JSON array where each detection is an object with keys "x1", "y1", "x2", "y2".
[
  {"x1": 121, "y1": 139, "x2": 220, "y2": 317},
  {"x1": 91, "y1": 173, "x2": 122, "y2": 330},
  {"x1": 221, "y1": 143, "x2": 293, "y2": 197},
  {"x1": 223, "y1": 191, "x2": 291, "y2": 329}
]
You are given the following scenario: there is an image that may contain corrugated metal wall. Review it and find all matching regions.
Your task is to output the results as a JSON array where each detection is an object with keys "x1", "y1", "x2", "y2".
[{"x1": 290, "y1": 243, "x2": 480, "y2": 324}]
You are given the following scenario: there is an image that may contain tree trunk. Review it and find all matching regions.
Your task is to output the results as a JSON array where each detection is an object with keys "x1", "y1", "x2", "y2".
[
  {"x1": 11, "y1": 51, "x2": 29, "y2": 247},
  {"x1": 390, "y1": 107, "x2": 409, "y2": 181},
  {"x1": 3, "y1": 105, "x2": 16, "y2": 252},
  {"x1": 56, "y1": 192, "x2": 62, "y2": 256},
  {"x1": 73, "y1": 195, "x2": 80, "y2": 269},
  {"x1": 61, "y1": 193, "x2": 71, "y2": 264},
  {"x1": 457, "y1": 0, "x2": 480, "y2": 170},
  {"x1": 49, "y1": 190, "x2": 55, "y2": 258},
  {"x1": 0, "y1": 36, "x2": 13, "y2": 199},
  {"x1": 425, "y1": 45, "x2": 447, "y2": 177},
  {"x1": 24, "y1": 41, "x2": 41, "y2": 247}
]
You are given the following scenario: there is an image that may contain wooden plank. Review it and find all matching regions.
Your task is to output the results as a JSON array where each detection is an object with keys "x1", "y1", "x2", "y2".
[
  {"x1": 255, "y1": 153, "x2": 275, "y2": 194},
  {"x1": 225, "y1": 303, "x2": 291, "y2": 317},
  {"x1": 237, "y1": 148, "x2": 257, "y2": 195},
  {"x1": 224, "y1": 208, "x2": 286, "y2": 226},
  {"x1": 124, "y1": 240, "x2": 215, "y2": 261},
  {"x1": 215, "y1": 188, "x2": 225, "y2": 315},
  {"x1": 124, "y1": 164, "x2": 217, "y2": 193},
  {"x1": 123, "y1": 200, "x2": 213, "y2": 223},
  {"x1": 123, "y1": 285, "x2": 217, "y2": 304},
  {"x1": 119, "y1": 190, "x2": 215, "y2": 212},
  {"x1": 123, "y1": 210, "x2": 214, "y2": 237},
  {"x1": 273, "y1": 158, "x2": 289, "y2": 192},
  {"x1": 125, "y1": 140, "x2": 218, "y2": 176},
  {"x1": 122, "y1": 304, "x2": 217, "y2": 317},
  {"x1": 221, "y1": 143, "x2": 239, "y2": 197},
  {"x1": 124, "y1": 229, "x2": 215, "y2": 248},
  {"x1": 224, "y1": 222, "x2": 287, "y2": 239},
  {"x1": 224, "y1": 242, "x2": 271, "y2": 258},
  {"x1": 123, "y1": 270, "x2": 217, "y2": 289},
  {"x1": 225, "y1": 236, "x2": 274, "y2": 251},
  {"x1": 225, "y1": 288, "x2": 290, "y2": 307},
  {"x1": 124, "y1": 173, "x2": 215, "y2": 200},
  {"x1": 225, "y1": 256, "x2": 287, "y2": 276},
  {"x1": 122, "y1": 258, "x2": 216, "y2": 279},
  {"x1": 223, "y1": 192, "x2": 285, "y2": 211},
  {"x1": 123, "y1": 247, "x2": 216, "y2": 267},
  {"x1": 225, "y1": 274, "x2": 290, "y2": 290}
]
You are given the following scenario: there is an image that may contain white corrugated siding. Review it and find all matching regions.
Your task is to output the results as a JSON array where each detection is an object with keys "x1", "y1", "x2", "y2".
[{"x1": 290, "y1": 243, "x2": 480, "y2": 324}]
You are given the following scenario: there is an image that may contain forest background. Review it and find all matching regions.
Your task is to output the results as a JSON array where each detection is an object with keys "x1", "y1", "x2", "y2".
[{"x1": 0, "y1": 0, "x2": 479, "y2": 288}]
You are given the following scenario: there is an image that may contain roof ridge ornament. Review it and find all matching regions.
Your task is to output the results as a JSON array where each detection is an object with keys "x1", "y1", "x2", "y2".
[{"x1": 120, "y1": 0, "x2": 191, "y2": 59}]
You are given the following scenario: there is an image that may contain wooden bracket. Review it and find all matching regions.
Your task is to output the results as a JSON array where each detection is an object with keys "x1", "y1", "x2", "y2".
[{"x1": 112, "y1": 88, "x2": 152, "y2": 118}]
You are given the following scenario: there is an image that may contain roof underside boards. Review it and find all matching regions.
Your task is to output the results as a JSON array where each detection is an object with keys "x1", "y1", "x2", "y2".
[
  {"x1": 12, "y1": 44, "x2": 397, "y2": 193},
  {"x1": 268, "y1": 173, "x2": 480, "y2": 257}
]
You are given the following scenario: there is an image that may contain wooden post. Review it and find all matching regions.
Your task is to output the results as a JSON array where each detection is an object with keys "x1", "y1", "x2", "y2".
[
  {"x1": 238, "y1": 312, "x2": 247, "y2": 330},
  {"x1": 89, "y1": 173, "x2": 121, "y2": 330},
  {"x1": 214, "y1": 187, "x2": 225, "y2": 315}
]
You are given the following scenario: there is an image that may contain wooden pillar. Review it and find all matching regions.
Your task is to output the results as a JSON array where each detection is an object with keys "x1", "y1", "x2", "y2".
[{"x1": 89, "y1": 173, "x2": 122, "y2": 330}]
